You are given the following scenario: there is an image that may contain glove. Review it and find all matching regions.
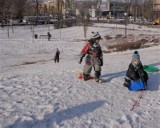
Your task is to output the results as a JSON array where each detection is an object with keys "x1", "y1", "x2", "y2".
[
  {"x1": 79, "y1": 57, "x2": 83, "y2": 64},
  {"x1": 100, "y1": 59, "x2": 103, "y2": 66},
  {"x1": 135, "y1": 79, "x2": 140, "y2": 82},
  {"x1": 79, "y1": 54, "x2": 85, "y2": 64}
]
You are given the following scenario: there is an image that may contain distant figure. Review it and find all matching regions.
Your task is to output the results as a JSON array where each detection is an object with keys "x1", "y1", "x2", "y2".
[
  {"x1": 34, "y1": 34, "x2": 38, "y2": 39},
  {"x1": 54, "y1": 48, "x2": 60, "y2": 63},
  {"x1": 47, "y1": 32, "x2": 51, "y2": 41}
]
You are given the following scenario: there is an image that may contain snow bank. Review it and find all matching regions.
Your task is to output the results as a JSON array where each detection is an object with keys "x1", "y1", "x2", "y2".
[{"x1": 0, "y1": 24, "x2": 160, "y2": 128}]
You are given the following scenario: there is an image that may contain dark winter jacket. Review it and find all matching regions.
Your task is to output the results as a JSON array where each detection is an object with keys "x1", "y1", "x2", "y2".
[
  {"x1": 55, "y1": 49, "x2": 60, "y2": 56},
  {"x1": 47, "y1": 32, "x2": 51, "y2": 41},
  {"x1": 126, "y1": 62, "x2": 148, "y2": 82},
  {"x1": 80, "y1": 40, "x2": 103, "y2": 66}
]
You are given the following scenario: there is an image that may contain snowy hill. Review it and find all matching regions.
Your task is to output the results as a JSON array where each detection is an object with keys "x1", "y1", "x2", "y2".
[{"x1": 0, "y1": 24, "x2": 160, "y2": 128}]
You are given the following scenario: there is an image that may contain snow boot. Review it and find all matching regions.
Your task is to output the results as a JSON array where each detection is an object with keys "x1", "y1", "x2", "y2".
[
  {"x1": 83, "y1": 73, "x2": 90, "y2": 81},
  {"x1": 95, "y1": 78, "x2": 99, "y2": 82},
  {"x1": 95, "y1": 71, "x2": 101, "y2": 82}
]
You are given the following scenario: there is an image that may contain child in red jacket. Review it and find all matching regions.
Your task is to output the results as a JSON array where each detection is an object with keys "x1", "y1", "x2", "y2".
[{"x1": 79, "y1": 32, "x2": 103, "y2": 82}]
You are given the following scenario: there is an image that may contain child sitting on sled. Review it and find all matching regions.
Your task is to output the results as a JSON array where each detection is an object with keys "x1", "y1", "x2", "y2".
[{"x1": 123, "y1": 51, "x2": 148, "y2": 89}]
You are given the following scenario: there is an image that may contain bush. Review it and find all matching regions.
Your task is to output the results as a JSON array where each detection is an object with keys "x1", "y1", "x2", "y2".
[
  {"x1": 107, "y1": 41, "x2": 144, "y2": 52},
  {"x1": 103, "y1": 32, "x2": 160, "y2": 54},
  {"x1": 151, "y1": 38, "x2": 160, "y2": 44},
  {"x1": 115, "y1": 34, "x2": 123, "y2": 39},
  {"x1": 65, "y1": 19, "x2": 76, "y2": 27},
  {"x1": 104, "y1": 35, "x2": 113, "y2": 40},
  {"x1": 139, "y1": 39, "x2": 148, "y2": 44}
]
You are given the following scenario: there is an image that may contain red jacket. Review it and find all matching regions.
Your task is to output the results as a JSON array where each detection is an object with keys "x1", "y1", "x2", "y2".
[{"x1": 80, "y1": 42, "x2": 103, "y2": 58}]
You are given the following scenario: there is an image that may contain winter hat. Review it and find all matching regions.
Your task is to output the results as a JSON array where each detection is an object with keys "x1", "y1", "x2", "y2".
[
  {"x1": 132, "y1": 51, "x2": 140, "y2": 62},
  {"x1": 90, "y1": 32, "x2": 102, "y2": 40}
]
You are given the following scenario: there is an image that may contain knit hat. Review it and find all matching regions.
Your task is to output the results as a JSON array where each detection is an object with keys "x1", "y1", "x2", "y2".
[
  {"x1": 132, "y1": 51, "x2": 140, "y2": 62},
  {"x1": 90, "y1": 32, "x2": 102, "y2": 40}
]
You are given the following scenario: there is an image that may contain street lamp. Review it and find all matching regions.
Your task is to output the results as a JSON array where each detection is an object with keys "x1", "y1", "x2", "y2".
[{"x1": 124, "y1": 12, "x2": 128, "y2": 38}]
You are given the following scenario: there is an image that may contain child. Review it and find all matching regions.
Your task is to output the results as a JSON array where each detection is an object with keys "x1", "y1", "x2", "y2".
[
  {"x1": 54, "y1": 48, "x2": 60, "y2": 63},
  {"x1": 79, "y1": 32, "x2": 103, "y2": 82},
  {"x1": 123, "y1": 51, "x2": 148, "y2": 88}
]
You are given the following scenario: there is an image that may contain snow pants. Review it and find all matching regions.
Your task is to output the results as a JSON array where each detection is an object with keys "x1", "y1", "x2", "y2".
[{"x1": 83, "y1": 55, "x2": 101, "y2": 79}]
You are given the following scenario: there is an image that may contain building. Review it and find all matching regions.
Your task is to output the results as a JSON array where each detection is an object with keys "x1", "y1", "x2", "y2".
[
  {"x1": 75, "y1": 0, "x2": 97, "y2": 17},
  {"x1": 75, "y1": 0, "x2": 128, "y2": 18},
  {"x1": 75, "y1": 0, "x2": 110, "y2": 17},
  {"x1": 109, "y1": 1, "x2": 125, "y2": 18},
  {"x1": 28, "y1": 0, "x2": 65, "y2": 17},
  {"x1": 153, "y1": 0, "x2": 160, "y2": 11}
]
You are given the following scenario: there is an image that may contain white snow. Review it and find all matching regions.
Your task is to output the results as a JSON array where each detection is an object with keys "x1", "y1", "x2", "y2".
[{"x1": 0, "y1": 23, "x2": 160, "y2": 128}]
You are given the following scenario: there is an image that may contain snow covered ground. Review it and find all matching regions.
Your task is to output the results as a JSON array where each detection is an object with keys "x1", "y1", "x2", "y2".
[{"x1": 0, "y1": 24, "x2": 160, "y2": 128}]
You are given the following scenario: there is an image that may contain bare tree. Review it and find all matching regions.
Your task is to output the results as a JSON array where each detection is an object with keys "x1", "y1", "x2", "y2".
[
  {"x1": 0, "y1": 0, "x2": 5, "y2": 27},
  {"x1": 14, "y1": 0, "x2": 27, "y2": 19},
  {"x1": 24, "y1": 1, "x2": 35, "y2": 16},
  {"x1": 125, "y1": 0, "x2": 134, "y2": 15},
  {"x1": 35, "y1": 0, "x2": 39, "y2": 25},
  {"x1": 0, "y1": 0, "x2": 14, "y2": 37},
  {"x1": 79, "y1": 1, "x2": 90, "y2": 38},
  {"x1": 143, "y1": 0, "x2": 153, "y2": 20},
  {"x1": 125, "y1": 0, "x2": 153, "y2": 21},
  {"x1": 56, "y1": 0, "x2": 63, "y2": 29}
]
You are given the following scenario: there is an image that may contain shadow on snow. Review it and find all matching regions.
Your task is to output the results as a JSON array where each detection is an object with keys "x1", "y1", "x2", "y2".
[{"x1": 5, "y1": 100, "x2": 105, "y2": 128}]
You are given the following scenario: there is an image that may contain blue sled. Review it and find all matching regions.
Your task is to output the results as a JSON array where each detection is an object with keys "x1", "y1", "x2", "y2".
[{"x1": 129, "y1": 80, "x2": 146, "y2": 91}]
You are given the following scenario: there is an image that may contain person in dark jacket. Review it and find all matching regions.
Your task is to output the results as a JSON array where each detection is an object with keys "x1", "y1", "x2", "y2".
[
  {"x1": 47, "y1": 32, "x2": 51, "y2": 41},
  {"x1": 79, "y1": 32, "x2": 103, "y2": 82},
  {"x1": 123, "y1": 51, "x2": 148, "y2": 88},
  {"x1": 54, "y1": 48, "x2": 60, "y2": 63}
]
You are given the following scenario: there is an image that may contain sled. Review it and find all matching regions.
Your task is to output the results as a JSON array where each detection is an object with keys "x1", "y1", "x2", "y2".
[
  {"x1": 143, "y1": 65, "x2": 159, "y2": 73},
  {"x1": 77, "y1": 71, "x2": 102, "y2": 82},
  {"x1": 77, "y1": 72, "x2": 95, "y2": 80},
  {"x1": 129, "y1": 80, "x2": 146, "y2": 91}
]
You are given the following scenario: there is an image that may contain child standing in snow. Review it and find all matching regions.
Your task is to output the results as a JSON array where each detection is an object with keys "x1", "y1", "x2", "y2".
[
  {"x1": 79, "y1": 32, "x2": 103, "y2": 82},
  {"x1": 123, "y1": 51, "x2": 148, "y2": 88},
  {"x1": 54, "y1": 48, "x2": 60, "y2": 63}
]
